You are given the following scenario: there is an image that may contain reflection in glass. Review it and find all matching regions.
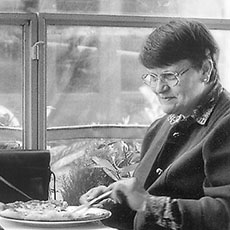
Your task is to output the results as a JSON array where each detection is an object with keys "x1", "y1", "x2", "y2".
[
  {"x1": 1, "y1": 0, "x2": 229, "y2": 19},
  {"x1": 48, "y1": 138, "x2": 142, "y2": 203},
  {"x1": 212, "y1": 30, "x2": 230, "y2": 91},
  {"x1": 0, "y1": 25, "x2": 22, "y2": 148},
  {"x1": 47, "y1": 26, "x2": 230, "y2": 128},
  {"x1": 47, "y1": 26, "x2": 163, "y2": 127}
]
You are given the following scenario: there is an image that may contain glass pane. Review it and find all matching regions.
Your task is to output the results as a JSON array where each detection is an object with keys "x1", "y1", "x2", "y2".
[
  {"x1": 0, "y1": 0, "x2": 230, "y2": 19},
  {"x1": 47, "y1": 26, "x2": 230, "y2": 128},
  {"x1": 47, "y1": 26, "x2": 164, "y2": 127},
  {"x1": 46, "y1": 23, "x2": 230, "y2": 206},
  {"x1": 0, "y1": 25, "x2": 22, "y2": 149},
  {"x1": 212, "y1": 30, "x2": 230, "y2": 91},
  {"x1": 48, "y1": 0, "x2": 230, "y2": 19},
  {"x1": 48, "y1": 137, "x2": 142, "y2": 203}
]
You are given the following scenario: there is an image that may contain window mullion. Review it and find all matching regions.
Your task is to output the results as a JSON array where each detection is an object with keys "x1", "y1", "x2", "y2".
[
  {"x1": 37, "y1": 14, "x2": 47, "y2": 150},
  {"x1": 24, "y1": 14, "x2": 40, "y2": 149}
]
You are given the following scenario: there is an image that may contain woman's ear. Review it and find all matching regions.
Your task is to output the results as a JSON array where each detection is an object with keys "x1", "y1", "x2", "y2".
[{"x1": 201, "y1": 59, "x2": 213, "y2": 83}]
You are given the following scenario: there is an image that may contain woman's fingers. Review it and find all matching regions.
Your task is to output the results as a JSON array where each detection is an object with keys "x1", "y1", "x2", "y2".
[
  {"x1": 79, "y1": 178, "x2": 148, "y2": 212},
  {"x1": 93, "y1": 198, "x2": 116, "y2": 210},
  {"x1": 79, "y1": 185, "x2": 107, "y2": 204}
]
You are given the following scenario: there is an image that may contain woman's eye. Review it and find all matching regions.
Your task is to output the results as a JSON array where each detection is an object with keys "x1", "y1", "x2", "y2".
[
  {"x1": 162, "y1": 73, "x2": 176, "y2": 80},
  {"x1": 149, "y1": 75, "x2": 158, "y2": 82}
]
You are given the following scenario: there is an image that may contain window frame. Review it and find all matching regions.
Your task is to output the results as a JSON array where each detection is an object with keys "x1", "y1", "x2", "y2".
[
  {"x1": 1, "y1": 13, "x2": 230, "y2": 149},
  {"x1": 39, "y1": 13, "x2": 230, "y2": 148},
  {"x1": 0, "y1": 13, "x2": 39, "y2": 149}
]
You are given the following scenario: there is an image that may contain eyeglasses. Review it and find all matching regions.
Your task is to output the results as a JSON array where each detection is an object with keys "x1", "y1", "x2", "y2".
[{"x1": 141, "y1": 67, "x2": 191, "y2": 88}]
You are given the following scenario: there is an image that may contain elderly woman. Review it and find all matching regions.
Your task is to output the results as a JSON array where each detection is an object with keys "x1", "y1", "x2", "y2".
[{"x1": 80, "y1": 19, "x2": 230, "y2": 230}]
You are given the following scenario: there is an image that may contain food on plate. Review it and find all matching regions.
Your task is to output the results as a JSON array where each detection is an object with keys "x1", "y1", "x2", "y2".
[{"x1": 0, "y1": 199, "x2": 110, "y2": 222}]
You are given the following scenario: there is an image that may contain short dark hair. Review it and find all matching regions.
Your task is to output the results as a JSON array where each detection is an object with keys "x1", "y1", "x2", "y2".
[{"x1": 139, "y1": 19, "x2": 219, "y2": 72}]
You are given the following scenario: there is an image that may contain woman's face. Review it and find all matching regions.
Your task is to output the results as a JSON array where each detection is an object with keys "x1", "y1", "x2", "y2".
[{"x1": 148, "y1": 60, "x2": 208, "y2": 115}]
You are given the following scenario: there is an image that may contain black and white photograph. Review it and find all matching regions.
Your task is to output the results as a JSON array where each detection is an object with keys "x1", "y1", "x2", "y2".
[{"x1": 0, "y1": 1, "x2": 229, "y2": 230}]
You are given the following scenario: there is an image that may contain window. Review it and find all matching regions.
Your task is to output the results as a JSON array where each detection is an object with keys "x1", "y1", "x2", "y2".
[
  {"x1": 0, "y1": 13, "x2": 37, "y2": 149},
  {"x1": 41, "y1": 13, "x2": 230, "y2": 203},
  {"x1": 0, "y1": 0, "x2": 230, "y2": 203},
  {"x1": 47, "y1": 25, "x2": 154, "y2": 127}
]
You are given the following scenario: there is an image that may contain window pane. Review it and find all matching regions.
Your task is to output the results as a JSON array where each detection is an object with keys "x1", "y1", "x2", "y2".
[
  {"x1": 48, "y1": 137, "x2": 141, "y2": 203},
  {"x1": 212, "y1": 30, "x2": 230, "y2": 91},
  {"x1": 0, "y1": 1, "x2": 230, "y2": 19},
  {"x1": 47, "y1": 26, "x2": 230, "y2": 128},
  {"x1": 42, "y1": 0, "x2": 230, "y2": 19},
  {"x1": 47, "y1": 26, "x2": 164, "y2": 127},
  {"x1": 48, "y1": 0, "x2": 230, "y2": 19},
  {"x1": 0, "y1": 25, "x2": 22, "y2": 149}
]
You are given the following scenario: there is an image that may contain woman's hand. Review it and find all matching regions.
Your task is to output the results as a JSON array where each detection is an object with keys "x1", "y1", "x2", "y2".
[
  {"x1": 79, "y1": 185, "x2": 116, "y2": 210},
  {"x1": 109, "y1": 177, "x2": 149, "y2": 212},
  {"x1": 79, "y1": 178, "x2": 149, "y2": 212},
  {"x1": 79, "y1": 185, "x2": 108, "y2": 204}
]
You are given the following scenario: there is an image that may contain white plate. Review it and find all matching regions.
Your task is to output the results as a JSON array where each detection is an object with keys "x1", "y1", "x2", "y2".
[{"x1": 0, "y1": 207, "x2": 112, "y2": 230}]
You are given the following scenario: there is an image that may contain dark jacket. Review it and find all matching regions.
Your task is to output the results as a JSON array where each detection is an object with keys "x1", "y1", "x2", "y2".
[{"x1": 104, "y1": 88, "x2": 230, "y2": 230}]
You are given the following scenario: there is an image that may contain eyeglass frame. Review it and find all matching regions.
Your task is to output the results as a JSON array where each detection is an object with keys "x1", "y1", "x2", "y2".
[{"x1": 141, "y1": 67, "x2": 191, "y2": 88}]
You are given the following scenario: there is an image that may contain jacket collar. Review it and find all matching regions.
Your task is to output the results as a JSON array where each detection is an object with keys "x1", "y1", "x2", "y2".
[{"x1": 168, "y1": 82, "x2": 223, "y2": 126}]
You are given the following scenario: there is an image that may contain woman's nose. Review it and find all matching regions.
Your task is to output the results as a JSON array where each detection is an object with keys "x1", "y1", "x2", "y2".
[{"x1": 154, "y1": 78, "x2": 169, "y2": 93}]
